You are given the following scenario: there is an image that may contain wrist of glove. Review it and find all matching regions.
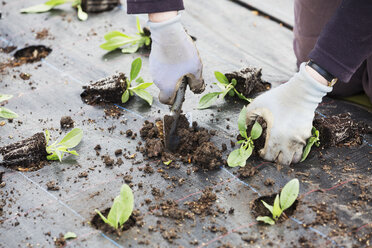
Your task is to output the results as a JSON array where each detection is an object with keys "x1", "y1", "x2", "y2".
[
  {"x1": 246, "y1": 63, "x2": 332, "y2": 165},
  {"x1": 148, "y1": 14, "x2": 205, "y2": 105}
]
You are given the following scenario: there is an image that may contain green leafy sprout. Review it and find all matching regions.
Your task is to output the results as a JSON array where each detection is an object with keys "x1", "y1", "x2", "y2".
[
  {"x1": 0, "y1": 94, "x2": 18, "y2": 119},
  {"x1": 20, "y1": 0, "x2": 88, "y2": 21},
  {"x1": 45, "y1": 128, "x2": 83, "y2": 161},
  {"x1": 227, "y1": 106, "x2": 262, "y2": 167},
  {"x1": 198, "y1": 71, "x2": 251, "y2": 109},
  {"x1": 121, "y1": 58, "x2": 153, "y2": 106},
  {"x1": 100, "y1": 17, "x2": 151, "y2": 54},
  {"x1": 300, "y1": 127, "x2": 320, "y2": 162},
  {"x1": 256, "y1": 178, "x2": 299, "y2": 225},
  {"x1": 64, "y1": 232, "x2": 77, "y2": 240},
  {"x1": 95, "y1": 184, "x2": 134, "y2": 230}
]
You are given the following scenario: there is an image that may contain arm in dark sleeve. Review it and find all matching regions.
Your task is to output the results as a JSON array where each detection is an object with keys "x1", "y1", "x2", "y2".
[
  {"x1": 309, "y1": 0, "x2": 372, "y2": 82},
  {"x1": 127, "y1": 0, "x2": 184, "y2": 14}
]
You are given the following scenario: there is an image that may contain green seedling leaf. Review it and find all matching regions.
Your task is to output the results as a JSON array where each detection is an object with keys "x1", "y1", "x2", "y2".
[
  {"x1": 77, "y1": 4, "x2": 88, "y2": 21},
  {"x1": 130, "y1": 58, "x2": 142, "y2": 82},
  {"x1": 95, "y1": 209, "x2": 110, "y2": 225},
  {"x1": 231, "y1": 78, "x2": 237, "y2": 87},
  {"x1": 0, "y1": 94, "x2": 13, "y2": 102},
  {"x1": 131, "y1": 82, "x2": 153, "y2": 90},
  {"x1": 59, "y1": 128, "x2": 83, "y2": 148},
  {"x1": 0, "y1": 107, "x2": 18, "y2": 119},
  {"x1": 198, "y1": 92, "x2": 222, "y2": 109},
  {"x1": 238, "y1": 106, "x2": 248, "y2": 138},
  {"x1": 64, "y1": 232, "x2": 77, "y2": 240},
  {"x1": 250, "y1": 121, "x2": 262, "y2": 140},
  {"x1": 100, "y1": 36, "x2": 140, "y2": 51},
  {"x1": 136, "y1": 17, "x2": 142, "y2": 33},
  {"x1": 221, "y1": 84, "x2": 233, "y2": 99},
  {"x1": 228, "y1": 89, "x2": 235, "y2": 97},
  {"x1": 121, "y1": 90, "x2": 130, "y2": 103},
  {"x1": 227, "y1": 146, "x2": 252, "y2": 168},
  {"x1": 144, "y1": 36, "x2": 151, "y2": 46},
  {"x1": 104, "y1": 31, "x2": 130, "y2": 40},
  {"x1": 20, "y1": 4, "x2": 54, "y2": 13},
  {"x1": 214, "y1": 71, "x2": 229, "y2": 86},
  {"x1": 280, "y1": 178, "x2": 299, "y2": 211},
  {"x1": 272, "y1": 194, "x2": 282, "y2": 220},
  {"x1": 132, "y1": 88, "x2": 153, "y2": 105},
  {"x1": 261, "y1": 200, "x2": 273, "y2": 214},
  {"x1": 163, "y1": 160, "x2": 172, "y2": 165},
  {"x1": 121, "y1": 45, "x2": 140, "y2": 54},
  {"x1": 256, "y1": 216, "x2": 275, "y2": 225},
  {"x1": 233, "y1": 89, "x2": 251, "y2": 102},
  {"x1": 300, "y1": 127, "x2": 320, "y2": 162},
  {"x1": 45, "y1": 129, "x2": 50, "y2": 146}
]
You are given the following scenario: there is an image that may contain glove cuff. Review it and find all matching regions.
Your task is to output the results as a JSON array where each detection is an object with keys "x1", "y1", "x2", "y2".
[
  {"x1": 148, "y1": 13, "x2": 182, "y2": 32},
  {"x1": 299, "y1": 62, "x2": 332, "y2": 97}
]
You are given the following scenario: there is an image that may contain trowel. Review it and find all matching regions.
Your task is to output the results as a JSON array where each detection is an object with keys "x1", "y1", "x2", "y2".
[{"x1": 163, "y1": 77, "x2": 188, "y2": 152}]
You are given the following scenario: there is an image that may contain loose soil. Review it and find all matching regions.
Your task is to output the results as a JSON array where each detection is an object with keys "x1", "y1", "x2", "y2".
[
  {"x1": 0, "y1": 132, "x2": 48, "y2": 170},
  {"x1": 60, "y1": 116, "x2": 74, "y2": 129},
  {"x1": 0, "y1": 46, "x2": 17, "y2": 54},
  {"x1": 139, "y1": 115, "x2": 223, "y2": 170},
  {"x1": 81, "y1": 73, "x2": 127, "y2": 105},
  {"x1": 225, "y1": 67, "x2": 270, "y2": 99},
  {"x1": 91, "y1": 208, "x2": 138, "y2": 235}
]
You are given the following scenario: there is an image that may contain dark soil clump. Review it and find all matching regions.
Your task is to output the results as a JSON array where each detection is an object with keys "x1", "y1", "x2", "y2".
[
  {"x1": 81, "y1": 73, "x2": 127, "y2": 105},
  {"x1": 0, "y1": 132, "x2": 48, "y2": 170},
  {"x1": 54, "y1": 233, "x2": 66, "y2": 247},
  {"x1": 139, "y1": 116, "x2": 223, "y2": 170},
  {"x1": 91, "y1": 208, "x2": 137, "y2": 235},
  {"x1": 251, "y1": 193, "x2": 298, "y2": 223},
  {"x1": 185, "y1": 187, "x2": 217, "y2": 216},
  {"x1": 60, "y1": 116, "x2": 74, "y2": 129},
  {"x1": 313, "y1": 112, "x2": 371, "y2": 148},
  {"x1": 13, "y1": 45, "x2": 52, "y2": 63},
  {"x1": 225, "y1": 67, "x2": 270, "y2": 99},
  {"x1": 82, "y1": 0, "x2": 120, "y2": 13},
  {"x1": 0, "y1": 46, "x2": 17, "y2": 53},
  {"x1": 238, "y1": 165, "x2": 258, "y2": 178}
]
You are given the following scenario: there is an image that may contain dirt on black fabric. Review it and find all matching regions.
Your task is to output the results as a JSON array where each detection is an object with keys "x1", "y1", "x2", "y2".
[
  {"x1": 60, "y1": 116, "x2": 74, "y2": 129},
  {"x1": 139, "y1": 116, "x2": 223, "y2": 170},
  {"x1": 251, "y1": 194, "x2": 298, "y2": 223},
  {"x1": 81, "y1": 0, "x2": 120, "y2": 13},
  {"x1": 313, "y1": 113, "x2": 371, "y2": 148},
  {"x1": 225, "y1": 67, "x2": 270, "y2": 99},
  {"x1": 0, "y1": 46, "x2": 17, "y2": 53},
  {"x1": 154, "y1": 200, "x2": 194, "y2": 222},
  {"x1": 81, "y1": 73, "x2": 126, "y2": 105},
  {"x1": 91, "y1": 208, "x2": 137, "y2": 235},
  {"x1": 54, "y1": 233, "x2": 66, "y2": 247},
  {"x1": 238, "y1": 165, "x2": 258, "y2": 178},
  {"x1": 185, "y1": 187, "x2": 217, "y2": 216},
  {"x1": 0, "y1": 132, "x2": 48, "y2": 170},
  {"x1": 13, "y1": 45, "x2": 52, "y2": 63}
]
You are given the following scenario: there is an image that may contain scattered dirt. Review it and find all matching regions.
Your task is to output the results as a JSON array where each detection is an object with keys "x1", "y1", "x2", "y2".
[
  {"x1": 225, "y1": 67, "x2": 270, "y2": 99},
  {"x1": 81, "y1": 73, "x2": 126, "y2": 105},
  {"x1": 251, "y1": 193, "x2": 298, "y2": 223},
  {"x1": 13, "y1": 45, "x2": 52, "y2": 63},
  {"x1": 60, "y1": 116, "x2": 74, "y2": 129},
  {"x1": 185, "y1": 187, "x2": 217, "y2": 216},
  {"x1": 91, "y1": 208, "x2": 138, "y2": 235},
  {"x1": 54, "y1": 233, "x2": 66, "y2": 247},
  {"x1": 308, "y1": 203, "x2": 338, "y2": 227},
  {"x1": 139, "y1": 116, "x2": 223, "y2": 170},
  {"x1": 35, "y1": 29, "x2": 50, "y2": 40},
  {"x1": 19, "y1": 72, "x2": 31, "y2": 80},
  {"x1": 46, "y1": 181, "x2": 60, "y2": 191},
  {"x1": 313, "y1": 113, "x2": 371, "y2": 148},
  {"x1": 238, "y1": 165, "x2": 258, "y2": 178},
  {"x1": 0, "y1": 46, "x2": 17, "y2": 53},
  {"x1": 0, "y1": 132, "x2": 48, "y2": 170},
  {"x1": 81, "y1": 0, "x2": 120, "y2": 13}
]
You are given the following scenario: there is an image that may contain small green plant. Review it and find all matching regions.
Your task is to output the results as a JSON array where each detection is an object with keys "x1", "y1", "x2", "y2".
[
  {"x1": 95, "y1": 184, "x2": 134, "y2": 229},
  {"x1": 0, "y1": 94, "x2": 18, "y2": 119},
  {"x1": 64, "y1": 232, "x2": 77, "y2": 240},
  {"x1": 20, "y1": 0, "x2": 88, "y2": 21},
  {"x1": 198, "y1": 71, "x2": 251, "y2": 109},
  {"x1": 45, "y1": 128, "x2": 83, "y2": 161},
  {"x1": 100, "y1": 17, "x2": 151, "y2": 54},
  {"x1": 227, "y1": 106, "x2": 262, "y2": 167},
  {"x1": 121, "y1": 58, "x2": 153, "y2": 106},
  {"x1": 300, "y1": 127, "x2": 320, "y2": 162},
  {"x1": 256, "y1": 178, "x2": 299, "y2": 225}
]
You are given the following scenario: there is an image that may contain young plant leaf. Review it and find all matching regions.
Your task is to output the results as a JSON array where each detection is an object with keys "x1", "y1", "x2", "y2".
[
  {"x1": 64, "y1": 232, "x2": 77, "y2": 240},
  {"x1": 234, "y1": 89, "x2": 251, "y2": 102},
  {"x1": 20, "y1": 4, "x2": 54, "y2": 13},
  {"x1": 227, "y1": 147, "x2": 252, "y2": 168},
  {"x1": 256, "y1": 216, "x2": 275, "y2": 225},
  {"x1": 136, "y1": 17, "x2": 142, "y2": 33},
  {"x1": 77, "y1": 4, "x2": 88, "y2": 21},
  {"x1": 163, "y1": 160, "x2": 172, "y2": 165},
  {"x1": 300, "y1": 127, "x2": 320, "y2": 162},
  {"x1": 221, "y1": 84, "x2": 233, "y2": 98},
  {"x1": 272, "y1": 194, "x2": 282, "y2": 220},
  {"x1": 214, "y1": 71, "x2": 229, "y2": 86},
  {"x1": 121, "y1": 45, "x2": 140, "y2": 54},
  {"x1": 104, "y1": 31, "x2": 130, "y2": 40},
  {"x1": 59, "y1": 128, "x2": 83, "y2": 148},
  {"x1": 261, "y1": 200, "x2": 273, "y2": 214},
  {"x1": 250, "y1": 121, "x2": 262, "y2": 140},
  {"x1": 280, "y1": 178, "x2": 299, "y2": 211},
  {"x1": 0, "y1": 107, "x2": 18, "y2": 119},
  {"x1": 121, "y1": 90, "x2": 130, "y2": 103},
  {"x1": 231, "y1": 78, "x2": 237, "y2": 87},
  {"x1": 238, "y1": 106, "x2": 248, "y2": 138},
  {"x1": 0, "y1": 94, "x2": 13, "y2": 102},
  {"x1": 130, "y1": 58, "x2": 142, "y2": 82},
  {"x1": 135, "y1": 77, "x2": 144, "y2": 84},
  {"x1": 45, "y1": 130, "x2": 50, "y2": 146},
  {"x1": 132, "y1": 88, "x2": 153, "y2": 105},
  {"x1": 131, "y1": 82, "x2": 153, "y2": 90},
  {"x1": 198, "y1": 92, "x2": 222, "y2": 109}
]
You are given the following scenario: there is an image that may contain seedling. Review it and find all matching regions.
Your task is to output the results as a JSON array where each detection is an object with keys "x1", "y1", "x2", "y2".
[
  {"x1": 198, "y1": 71, "x2": 251, "y2": 109},
  {"x1": 0, "y1": 94, "x2": 18, "y2": 119},
  {"x1": 121, "y1": 58, "x2": 153, "y2": 106},
  {"x1": 100, "y1": 17, "x2": 151, "y2": 54},
  {"x1": 20, "y1": 0, "x2": 88, "y2": 21},
  {"x1": 256, "y1": 178, "x2": 299, "y2": 225},
  {"x1": 163, "y1": 160, "x2": 172, "y2": 165},
  {"x1": 95, "y1": 184, "x2": 134, "y2": 229},
  {"x1": 45, "y1": 128, "x2": 83, "y2": 161},
  {"x1": 300, "y1": 127, "x2": 320, "y2": 162},
  {"x1": 64, "y1": 232, "x2": 77, "y2": 240},
  {"x1": 227, "y1": 106, "x2": 262, "y2": 167}
]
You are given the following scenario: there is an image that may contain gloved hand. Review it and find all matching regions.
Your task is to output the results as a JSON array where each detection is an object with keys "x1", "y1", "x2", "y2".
[
  {"x1": 148, "y1": 14, "x2": 205, "y2": 105},
  {"x1": 246, "y1": 63, "x2": 332, "y2": 165}
]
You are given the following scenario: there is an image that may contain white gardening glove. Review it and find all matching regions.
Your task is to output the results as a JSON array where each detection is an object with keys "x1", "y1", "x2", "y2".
[
  {"x1": 148, "y1": 14, "x2": 205, "y2": 105},
  {"x1": 246, "y1": 63, "x2": 332, "y2": 165}
]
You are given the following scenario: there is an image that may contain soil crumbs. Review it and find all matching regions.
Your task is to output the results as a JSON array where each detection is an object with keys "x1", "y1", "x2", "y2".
[
  {"x1": 139, "y1": 115, "x2": 223, "y2": 170},
  {"x1": 60, "y1": 116, "x2": 74, "y2": 129}
]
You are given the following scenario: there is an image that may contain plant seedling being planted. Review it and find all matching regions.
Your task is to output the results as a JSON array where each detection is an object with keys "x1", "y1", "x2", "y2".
[
  {"x1": 122, "y1": 58, "x2": 153, "y2": 106},
  {"x1": 45, "y1": 128, "x2": 83, "y2": 161},
  {"x1": 256, "y1": 178, "x2": 299, "y2": 225},
  {"x1": 227, "y1": 106, "x2": 262, "y2": 167},
  {"x1": 300, "y1": 127, "x2": 320, "y2": 162},
  {"x1": 100, "y1": 17, "x2": 151, "y2": 54},
  {"x1": 0, "y1": 94, "x2": 18, "y2": 119},
  {"x1": 20, "y1": 0, "x2": 88, "y2": 21},
  {"x1": 198, "y1": 71, "x2": 251, "y2": 109},
  {"x1": 95, "y1": 184, "x2": 134, "y2": 229}
]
